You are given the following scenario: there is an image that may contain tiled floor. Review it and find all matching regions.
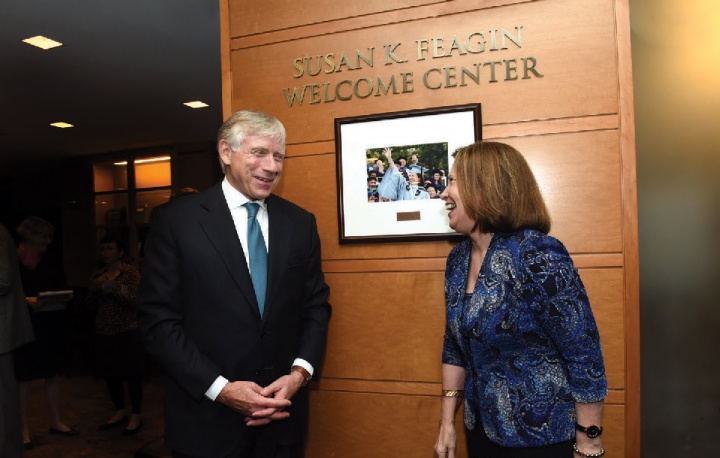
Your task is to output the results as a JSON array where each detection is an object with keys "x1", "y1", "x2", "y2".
[{"x1": 23, "y1": 373, "x2": 170, "y2": 458}]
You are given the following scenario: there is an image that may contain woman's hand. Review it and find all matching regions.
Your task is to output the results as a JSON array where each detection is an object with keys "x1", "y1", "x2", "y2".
[
  {"x1": 25, "y1": 296, "x2": 40, "y2": 310},
  {"x1": 101, "y1": 279, "x2": 116, "y2": 292},
  {"x1": 434, "y1": 421, "x2": 457, "y2": 458}
]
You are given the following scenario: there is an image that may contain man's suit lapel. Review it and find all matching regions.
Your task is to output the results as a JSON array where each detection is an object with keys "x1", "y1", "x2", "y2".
[
  {"x1": 196, "y1": 184, "x2": 261, "y2": 317},
  {"x1": 265, "y1": 195, "x2": 293, "y2": 321}
]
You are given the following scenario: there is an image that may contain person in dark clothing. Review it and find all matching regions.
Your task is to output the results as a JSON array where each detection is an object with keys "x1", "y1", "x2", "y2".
[
  {"x1": 13, "y1": 216, "x2": 77, "y2": 449},
  {"x1": 86, "y1": 235, "x2": 144, "y2": 434}
]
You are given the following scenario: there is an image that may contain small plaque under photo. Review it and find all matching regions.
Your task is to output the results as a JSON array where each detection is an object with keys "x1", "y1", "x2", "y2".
[{"x1": 396, "y1": 211, "x2": 421, "y2": 222}]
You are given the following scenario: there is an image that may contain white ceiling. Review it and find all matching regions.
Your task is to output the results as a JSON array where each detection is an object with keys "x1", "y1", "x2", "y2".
[{"x1": 0, "y1": 0, "x2": 223, "y2": 167}]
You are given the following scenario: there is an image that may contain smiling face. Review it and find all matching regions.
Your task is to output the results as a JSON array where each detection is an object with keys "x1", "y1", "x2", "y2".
[
  {"x1": 220, "y1": 135, "x2": 285, "y2": 201},
  {"x1": 440, "y1": 164, "x2": 475, "y2": 235},
  {"x1": 408, "y1": 171, "x2": 421, "y2": 185}
]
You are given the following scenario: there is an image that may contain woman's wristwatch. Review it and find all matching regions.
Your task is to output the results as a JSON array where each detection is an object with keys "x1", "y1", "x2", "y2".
[{"x1": 575, "y1": 422, "x2": 603, "y2": 438}]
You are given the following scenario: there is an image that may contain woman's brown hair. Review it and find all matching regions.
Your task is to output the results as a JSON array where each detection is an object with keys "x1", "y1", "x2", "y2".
[{"x1": 453, "y1": 141, "x2": 551, "y2": 234}]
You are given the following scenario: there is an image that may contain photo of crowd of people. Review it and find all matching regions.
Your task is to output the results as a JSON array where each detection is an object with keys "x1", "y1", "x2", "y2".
[{"x1": 365, "y1": 142, "x2": 448, "y2": 203}]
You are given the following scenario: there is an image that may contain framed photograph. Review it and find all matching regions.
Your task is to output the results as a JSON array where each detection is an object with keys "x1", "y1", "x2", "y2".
[{"x1": 335, "y1": 103, "x2": 481, "y2": 243}]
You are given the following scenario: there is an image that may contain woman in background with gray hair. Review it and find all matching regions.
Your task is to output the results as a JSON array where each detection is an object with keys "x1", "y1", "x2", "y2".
[{"x1": 14, "y1": 216, "x2": 78, "y2": 450}]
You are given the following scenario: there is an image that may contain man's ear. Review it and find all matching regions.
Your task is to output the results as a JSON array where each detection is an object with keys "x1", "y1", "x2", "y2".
[{"x1": 218, "y1": 139, "x2": 233, "y2": 166}]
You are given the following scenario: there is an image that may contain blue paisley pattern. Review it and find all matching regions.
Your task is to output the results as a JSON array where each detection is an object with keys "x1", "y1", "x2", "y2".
[{"x1": 442, "y1": 229, "x2": 607, "y2": 447}]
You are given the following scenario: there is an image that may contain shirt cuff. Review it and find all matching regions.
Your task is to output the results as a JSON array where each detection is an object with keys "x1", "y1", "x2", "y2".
[
  {"x1": 205, "y1": 375, "x2": 229, "y2": 401},
  {"x1": 292, "y1": 358, "x2": 314, "y2": 377}
]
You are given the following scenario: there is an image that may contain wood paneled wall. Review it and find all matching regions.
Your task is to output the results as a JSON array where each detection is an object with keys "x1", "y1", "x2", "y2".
[{"x1": 220, "y1": 0, "x2": 639, "y2": 456}]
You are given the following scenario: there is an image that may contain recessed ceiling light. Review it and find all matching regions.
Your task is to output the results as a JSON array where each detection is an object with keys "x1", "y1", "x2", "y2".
[
  {"x1": 50, "y1": 122, "x2": 74, "y2": 128},
  {"x1": 183, "y1": 101, "x2": 209, "y2": 109},
  {"x1": 23, "y1": 35, "x2": 63, "y2": 50},
  {"x1": 135, "y1": 156, "x2": 171, "y2": 164}
]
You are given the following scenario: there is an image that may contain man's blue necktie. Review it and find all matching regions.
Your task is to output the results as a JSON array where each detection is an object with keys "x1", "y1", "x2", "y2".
[{"x1": 244, "y1": 202, "x2": 267, "y2": 316}]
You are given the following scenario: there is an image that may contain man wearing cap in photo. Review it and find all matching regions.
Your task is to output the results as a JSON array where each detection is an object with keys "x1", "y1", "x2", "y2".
[{"x1": 377, "y1": 148, "x2": 430, "y2": 201}]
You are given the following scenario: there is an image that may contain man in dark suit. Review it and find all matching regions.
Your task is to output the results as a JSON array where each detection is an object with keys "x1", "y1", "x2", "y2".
[{"x1": 138, "y1": 110, "x2": 332, "y2": 458}]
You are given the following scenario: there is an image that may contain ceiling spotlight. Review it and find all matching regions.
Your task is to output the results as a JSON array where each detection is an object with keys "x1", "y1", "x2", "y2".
[
  {"x1": 135, "y1": 156, "x2": 171, "y2": 164},
  {"x1": 23, "y1": 35, "x2": 63, "y2": 50},
  {"x1": 50, "y1": 122, "x2": 74, "y2": 128},
  {"x1": 183, "y1": 101, "x2": 209, "y2": 109}
]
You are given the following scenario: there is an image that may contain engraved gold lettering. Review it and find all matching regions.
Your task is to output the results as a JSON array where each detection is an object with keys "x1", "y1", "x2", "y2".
[
  {"x1": 444, "y1": 66, "x2": 458, "y2": 87},
  {"x1": 336, "y1": 80, "x2": 353, "y2": 100},
  {"x1": 293, "y1": 58, "x2": 304, "y2": 78},
  {"x1": 432, "y1": 37, "x2": 445, "y2": 58},
  {"x1": 416, "y1": 39, "x2": 429, "y2": 61},
  {"x1": 504, "y1": 59, "x2": 518, "y2": 81},
  {"x1": 486, "y1": 60, "x2": 502, "y2": 82},
  {"x1": 283, "y1": 86, "x2": 308, "y2": 106},
  {"x1": 336, "y1": 53, "x2": 355, "y2": 72},
  {"x1": 285, "y1": 27, "x2": 537, "y2": 108},
  {"x1": 309, "y1": 84, "x2": 321, "y2": 104},
  {"x1": 446, "y1": 36, "x2": 467, "y2": 57},
  {"x1": 384, "y1": 43, "x2": 408, "y2": 64},
  {"x1": 305, "y1": 56, "x2": 322, "y2": 76},
  {"x1": 423, "y1": 68, "x2": 442, "y2": 89},
  {"x1": 502, "y1": 27, "x2": 522, "y2": 49},
  {"x1": 324, "y1": 53, "x2": 336, "y2": 73},
  {"x1": 401, "y1": 72, "x2": 414, "y2": 92},
  {"x1": 354, "y1": 78, "x2": 373, "y2": 98},
  {"x1": 376, "y1": 74, "x2": 400, "y2": 95},
  {"x1": 460, "y1": 64, "x2": 481, "y2": 86},
  {"x1": 322, "y1": 82, "x2": 336, "y2": 102},
  {"x1": 356, "y1": 48, "x2": 374, "y2": 68},
  {"x1": 465, "y1": 32, "x2": 485, "y2": 53},
  {"x1": 522, "y1": 57, "x2": 543, "y2": 78},
  {"x1": 489, "y1": 29, "x2": 498, "y2": 51}
]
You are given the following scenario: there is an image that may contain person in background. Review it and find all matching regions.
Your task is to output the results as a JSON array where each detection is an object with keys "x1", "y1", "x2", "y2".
[
  {"x1": 426, "y1": 185, "x2": 439, "y2": 199},
  {"x1": 377, "y1": 148, "x2": 430, "y2": 201},
  {"x1": 0, "y1": 223, "x2": 35, "y2": 457},
  {"x1": 138, "y1": 110, "x2": 332, "y2": 458},
  {"x1": 13, "y1": 216, "x2": 77, "y2": 449},
  {"x1": 367, "y1": 176, "x2": 379, "y2": 202},
  {"x1": 372, "y1": 158, "x2": 385, "y2": 176},
  {"x1": 86, "y1": 235, "x2": 144, "y2": 434},
  {"x1": 397, "y1": 156, "x2": 408, "y2": 173},
  {"x1": 434, "y1": 141, "x2": 607, "y2": 458},
  {"x1": 430, "y1": 169, "x2": 446, "y2": 194}
]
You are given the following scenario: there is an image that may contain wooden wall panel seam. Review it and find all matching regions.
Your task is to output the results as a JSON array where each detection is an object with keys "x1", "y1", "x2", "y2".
[
  {"x1": 484, "y1": 112, "x2": 618, "y2": 128},
  {"x1": 614, "y1": 0, "x2": 641, "y2": 455},
  {"x1": 312, "y1": 380, "x2": 626, "y2": 404},
  {"x1": 322, "y1": 254, "x2": 624, "y2": 273},
  {"x1": 229, "y1": 0, "x2": 536, "y2": 49},
  {"x1": 282, "y1": 115, "x2": 621, "y2": 157},
  {"x1": 219, "y1": 0, "x2": 233, "y2": 120}
]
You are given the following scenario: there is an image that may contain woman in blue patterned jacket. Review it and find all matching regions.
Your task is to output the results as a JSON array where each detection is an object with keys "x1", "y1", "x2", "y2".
[{"x1": 433, "y1": 142, "x2": 607, "y2": 458}]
